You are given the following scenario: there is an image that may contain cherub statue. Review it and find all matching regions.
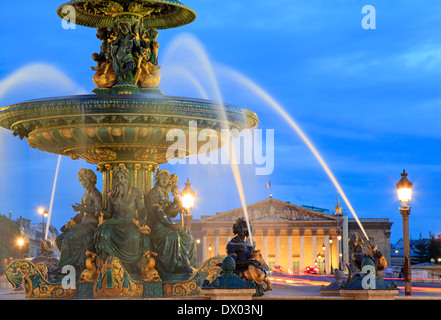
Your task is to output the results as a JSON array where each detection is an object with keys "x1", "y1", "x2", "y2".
[
  {"x1": 91, "y1": 27, "x2": 116, "y2": 88},
  {"x1": 110, "y1": 20, "x2": 142, "y2": 83},
  {"x1": 348, "y1": 232, "x2": 387, "y2": 280}
]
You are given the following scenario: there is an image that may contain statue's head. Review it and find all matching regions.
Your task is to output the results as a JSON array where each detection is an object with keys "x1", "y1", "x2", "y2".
[
  {"x1": 118, "y1": 21, "x2": 131, "y2": 35},
  {"x1": 78, "y1": 168, "x2": 97, "y2": 190},
  {"x1": 111, "y1": 165, "x2": 130, "y2": 202},
  {"x1": 349, "y1": 233, "x2": 364, "y2": 252},
  {"x1": 155, "y1": 169, "x2": 170, "y2": 188},
  {"x1": 232, "y1": 218, "x2": 250, "y2": 239},
  {"x1": 96, "y1": 27, "x2": 108, "y2": 41}
]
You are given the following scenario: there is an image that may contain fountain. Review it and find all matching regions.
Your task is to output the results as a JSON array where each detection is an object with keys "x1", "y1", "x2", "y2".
[{"x1": 2, "y1": 0, "x2": 258, "y2": 299}]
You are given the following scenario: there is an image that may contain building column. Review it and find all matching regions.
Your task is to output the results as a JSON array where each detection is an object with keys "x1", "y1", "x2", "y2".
[
  {"x1": 214, "y1": 231, "x2": 220, "y2": 256},
  {"x1": 275, "y1": 230, "x2": 281, "y2": 267},
  {"x1": 201, "y1": 231, "x2": 207, "y2": 262},
  {"x1": 299, "y1": 229, "x2": 305, "y2": 273},
  {"x1": 324, "y1": 233, "x2": 330, "y2": 274},
  {"x1": 287, "y1": 230, "x2": 293, "y2": 272},
  {"x1": 263, "y1": 230, "x2": 269, "y2": 263}
]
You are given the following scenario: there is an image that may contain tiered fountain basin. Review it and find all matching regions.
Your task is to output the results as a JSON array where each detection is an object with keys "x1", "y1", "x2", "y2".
[{"x1": 0, "y1": 94, "x2": 259, "y2": 165}]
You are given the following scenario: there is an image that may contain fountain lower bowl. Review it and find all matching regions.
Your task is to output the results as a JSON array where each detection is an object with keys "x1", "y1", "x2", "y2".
[{"x1": 0, "y1": 94, "x2": 259, "y2": 164}]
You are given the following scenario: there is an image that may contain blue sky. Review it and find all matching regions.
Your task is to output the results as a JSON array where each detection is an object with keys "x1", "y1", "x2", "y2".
[{"x1": 0, "y1": 0, "x2": 440, "y2": 243}]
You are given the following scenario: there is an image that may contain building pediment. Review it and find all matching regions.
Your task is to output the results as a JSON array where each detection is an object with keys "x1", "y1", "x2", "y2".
[{"x1": 202, "y1": 198, "x2": 340, "y2": 222}]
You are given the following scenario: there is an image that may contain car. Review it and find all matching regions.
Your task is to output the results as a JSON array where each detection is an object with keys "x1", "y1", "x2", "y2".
[
  {"x1": 271, "y1": 265, "x2": 293, "y2": 276},
  {"x1": 304, "y1": 266, "x2": 319, "y2": 274}
]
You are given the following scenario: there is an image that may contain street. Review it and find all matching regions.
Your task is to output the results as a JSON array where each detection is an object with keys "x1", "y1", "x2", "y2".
[
  {"x1": 0, "y1": 274, "x2": 440, "y2": 300},
  {"x1": 265, "y1": 274, "x2": 441, "y2": 299}
]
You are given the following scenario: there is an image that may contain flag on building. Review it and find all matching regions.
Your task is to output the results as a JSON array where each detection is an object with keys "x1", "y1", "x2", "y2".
[{"x1": 265, "y1": 181, "x2": 271, "y2": 189}]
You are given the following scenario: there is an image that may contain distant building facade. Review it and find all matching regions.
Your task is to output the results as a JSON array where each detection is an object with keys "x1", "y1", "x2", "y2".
[{"x1": 189, "y1": 198, "x2": 393, "y2": 274}]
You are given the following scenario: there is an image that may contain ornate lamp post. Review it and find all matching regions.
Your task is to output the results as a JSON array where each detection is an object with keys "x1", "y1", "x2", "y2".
[
  {"x1": 317, "y1": 254, "x2": 321, "y2": 274},
  {"x1": 329, "y1": 236, "x2": 334, "y2": 274},
  {"x1": 396, "y1": 169, "x2": 413, "y2": 296},
  {"x1": 337, "y1": 234, "x2": 342, "y2": 270},
  {"x1": 38, "y1": 208, "x2": 49, "y2": 239},
  {"x1": 180, "y1": 178, "x2": 196, "y2": 227}
]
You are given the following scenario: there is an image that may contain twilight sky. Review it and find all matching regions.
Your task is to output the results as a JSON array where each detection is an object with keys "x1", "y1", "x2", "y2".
[{"x1": 0, "y1": 0, "x2": 440, "y2": 243}]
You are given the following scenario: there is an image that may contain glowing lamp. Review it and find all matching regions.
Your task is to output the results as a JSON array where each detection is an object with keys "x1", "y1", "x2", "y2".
[
  {"x1": 396, "y1": 169, "x2": 413, "y2": 205},
  {"x1": 38, "y1": 208, "x2": 48, "y2": 217},
  {"x1": 17, "y1": 238, "x2": 24, "y2": 247},
  {"x1": 181, "y1": 178, "x2": 195, "y2": 210}
]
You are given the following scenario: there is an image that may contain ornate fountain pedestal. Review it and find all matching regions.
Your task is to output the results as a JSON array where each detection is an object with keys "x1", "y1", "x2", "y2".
[
  {"x1": 6, "y1": 256, "x2": 224, "y2": 299},
  {"x1": 201, "y1": 256, "x2": 257, "y2": 301}
]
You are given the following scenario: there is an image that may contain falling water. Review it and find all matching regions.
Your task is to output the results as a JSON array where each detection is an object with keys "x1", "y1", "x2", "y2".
[
  {"x1": 0, "y1": 63, "x2": 87, "y2": 101},
  {"x1": 0, "y1": 63, "x2": 85, "y2": 238},
  {"x1": 160, "y1": 66, "x2": 210, "y2": 100},
  {"x1": 163, "y1": 33, "x2": 370, "y2": 242},
  {"x1": 45, "y1": 155, "x2": 62, "y2": 240},
  {"x1": 218, "y1": 65, "x2": 370, "y2": 241},
  {"x1": 163, "y1": 33, "x2": 255, "y2": 245}
]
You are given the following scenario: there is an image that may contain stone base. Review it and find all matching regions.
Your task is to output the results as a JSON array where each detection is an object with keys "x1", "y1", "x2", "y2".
[
  {"x1": 143, "y1": 281, "x2": 163, "y2": 298},
  {"x1": 162, "y1": 256, "x2": 224, "y2": 297},
  {"x1": 77, "y1": 283, "x2": 94, "y2": 299},
  {"x1": 339, "y1": 289, "x2": 399, "y2": 300},
  {"x1": 202, "y1": 288, "x2": 257, "y2": 300},
  {"x1": 320, "y1": 289, "x2": 341, "y2": 296}
]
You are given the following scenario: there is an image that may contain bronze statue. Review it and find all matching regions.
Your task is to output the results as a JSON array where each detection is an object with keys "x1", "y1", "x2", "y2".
[
  {"x1": 226, "y1": 218, "x2": 271, "y2": 296},
  {"x1": 92, "y1": 27, "x2": 116, "y2": 88},
  {"x1": 145, "y1": 169, "x2": 197, "y2": 275},
  {"x1": 94, "y1": 164, "x2": 150, "y2": 273},
  {"x1": 110, "y1": 20, "x2": 142, "y2": 83},
  {"x1": 78, "y1": 251, "x2": 103, "y2": 283},
  {"x1": 137, "y1": 251, "x2": 161, "y2": 282},
  {"x1": 94, "y1": 165, "x2": 150, "y2": 273},
  {"x1": 348, "y1": 232, "x2": 387, "y2": 280},
  {"x1": 31, "y1": 238, "x2": 60, "y2": 273},
  {"x1": 55, "y1": 169, "x2": 102, "y2": 274}
]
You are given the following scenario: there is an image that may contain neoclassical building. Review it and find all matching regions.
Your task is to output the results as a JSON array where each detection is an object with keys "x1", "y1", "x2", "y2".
[{"x1": 189, "y1": 198, "x2": 392, "y2": 274}]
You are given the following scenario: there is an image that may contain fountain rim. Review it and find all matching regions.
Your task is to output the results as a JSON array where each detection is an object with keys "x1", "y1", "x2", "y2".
[
  {"x1": 0, "y1": 94, "x2": 259, "y2": 132},
  {"x1": 0, "y1": 94, "x2": 257, "y2": 115},
  {"x1": 57, "y1": 0, "x2": 197, "y2": 30}
]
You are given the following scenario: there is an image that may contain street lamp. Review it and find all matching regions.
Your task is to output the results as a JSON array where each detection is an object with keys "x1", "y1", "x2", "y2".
[
  {"x1": 17, "y1": 237, "x2": 24, "y2": 258},
  {"x1": 337, "y1": 234, "x2": 342, "y2": 270},
  {"x1": 396, "y1": 169, "x2": 413, "y2": 296},
  {"x1": 180, "y1": 178, "x2": 196, "y2": 227},
  {"x1": 38, "y1": 208, "x2": 49, "y2": 239}
]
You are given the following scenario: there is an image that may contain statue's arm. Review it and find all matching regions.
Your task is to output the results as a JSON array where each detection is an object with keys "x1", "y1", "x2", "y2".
[
  {"x1": 102, "y1": 192, "x2": 114, "y2": 219},
  {"x1": 153, "y1": 205, "x2": 181, "y2": 230}
]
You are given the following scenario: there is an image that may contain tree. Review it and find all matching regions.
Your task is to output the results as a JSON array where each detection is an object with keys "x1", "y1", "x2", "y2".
[
  {"x1": 429, "y1": 233, "x2": 441, "y2": 262},
  {"x1": 0, "y1": 214, "x2": 29, "y2": 274},
  {"x1": 412, "y1": 234, "x2": 431, "y2": 264}
]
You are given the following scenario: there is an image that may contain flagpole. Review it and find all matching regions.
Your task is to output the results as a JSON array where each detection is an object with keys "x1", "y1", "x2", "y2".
[{"x1": 269, "y1": 177, "x2": 272, "y2": 198}]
